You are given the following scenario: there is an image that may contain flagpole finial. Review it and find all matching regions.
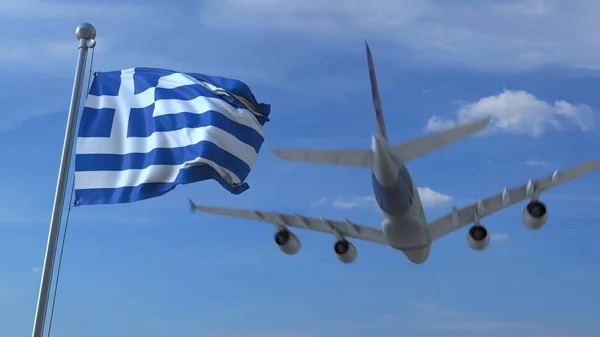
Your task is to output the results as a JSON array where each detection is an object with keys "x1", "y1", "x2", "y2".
[{"x1": 75, "y1": 22, "x2": 96, "y2": 41}]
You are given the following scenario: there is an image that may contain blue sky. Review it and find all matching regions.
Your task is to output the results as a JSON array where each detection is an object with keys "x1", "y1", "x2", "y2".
[{"x1": 1, "y1": 0, "x2": 600, "y2": 336}]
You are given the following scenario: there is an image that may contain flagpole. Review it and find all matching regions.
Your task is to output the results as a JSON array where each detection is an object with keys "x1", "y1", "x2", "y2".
[{"x1": 31, "y1": 23, "x2": 96, "y2": 337}]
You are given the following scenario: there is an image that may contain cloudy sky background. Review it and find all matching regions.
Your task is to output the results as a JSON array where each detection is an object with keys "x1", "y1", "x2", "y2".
[{"x1": 0, "y1": 1, "x2": 599, "y2": 336}]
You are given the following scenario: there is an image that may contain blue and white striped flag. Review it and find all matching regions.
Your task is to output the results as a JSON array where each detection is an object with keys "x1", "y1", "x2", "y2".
[{"x1": 73, "y1": 67, "x2": 270, "y2": 206}]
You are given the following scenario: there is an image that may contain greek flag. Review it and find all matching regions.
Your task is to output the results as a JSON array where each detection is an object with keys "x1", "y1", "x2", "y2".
[{"x1": 73, "y1": 67, "x2": 270, "y2": 206}]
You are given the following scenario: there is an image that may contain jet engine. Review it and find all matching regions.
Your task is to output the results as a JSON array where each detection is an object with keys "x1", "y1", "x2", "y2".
[
  {"x1": 334, "y1": 240, "x2": 357, "y2": 264},
  {"x1": 274, "y1": 229, "x2": 301, "y2": 255},
  {"x1": 522, "y1": 200, "x2": 548, "y2": 230},
  {"x1": 467, "y1": 225, "x2": 489, "y2": 251}
]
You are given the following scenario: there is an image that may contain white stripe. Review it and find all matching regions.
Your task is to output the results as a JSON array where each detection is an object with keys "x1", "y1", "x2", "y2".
[
  {"x1": 76, "y1": 69, "x2": 262, "y2": 190},
  {"x1": 111, "y1": 69, "x2": 224, "y2": 91},
  {"x1": 76, "y1": 125, "x2": 259, "y2": 166},
  {"x1": 150, "y1": 96, "x2": 263, "y2": 136},
  {"x1": 85, "y1": 94, "x2": 263, "y2": 137},
  {"x1": 84, "y1": 72, "x2": 263, "y2": 137},
  {"x1": 74, "y1": 158, "x2": 241, "y2": 190},
  {"x1": 157, "y1": 72, "x2": 214, "y2": 90},
  {"x1": 157, "y1": 73, "x2": 263, "y2": 116}
]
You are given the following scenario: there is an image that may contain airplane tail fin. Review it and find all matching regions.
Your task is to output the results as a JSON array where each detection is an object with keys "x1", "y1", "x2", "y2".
[
  {"x1": 365, "y1": 42, "x2": 388, "y2": 141},
  {"x1": 269, "y1": 43, "x2": 491, "y2": 168}
]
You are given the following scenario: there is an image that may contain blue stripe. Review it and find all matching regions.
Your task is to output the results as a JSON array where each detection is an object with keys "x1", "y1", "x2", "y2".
[
  {"x1": 133, "y1": 68, "x2": 174, "y2": 94},
  {"x1": 78, "y1": 67, "x2": 271, "y2": 205},
  {"x1": 78, "y1": 107, "x2": 116, "y2": 137},
  {"x1": 75, "y1": 140, "x2": 252, "y2": 181},
  {"x1": 133, "y1": 67, "x2": 270, "y2": 118},
  {"x1": 153, "y1": 85, "x2": 253, "y2": 113},
  {"x1": 126, "y1": 108, "x2": 264, "y2": 152},
  {"x1": 186, "y1": 72, "x2": 271, "y2": 125},
  {"x1": 90, "y1": 68, "x2": 270, "y2": 123},
  {"x1": 74, "y1": 164, "x2": 250, "y2": 206},
  {"x1": 88, "y1": 71, "x2": 121, "y2": 96}
]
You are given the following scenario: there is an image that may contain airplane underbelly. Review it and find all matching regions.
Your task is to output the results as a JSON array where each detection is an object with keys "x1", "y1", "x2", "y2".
[
  {"x1": 382, "y1": 216, "x2": 429, "y2": 249},
  {"x1": 383, "y1": 216, "x2": 431, "y2": 264},
  {"x1": 403, "y1": 245, "x2": 431, "y2": 264}
]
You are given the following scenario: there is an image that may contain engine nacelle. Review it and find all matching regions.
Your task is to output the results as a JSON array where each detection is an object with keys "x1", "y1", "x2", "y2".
[
  {"x1": 274, "y1": 229, "x2": 301, "y2": 255},
  {"x1": 334, "y1": 240, "x2": 357, "y2": 264},
  {"x1": 467, "y1": 225, "x2": 489, "y2": 251},
  {"x1": 522, "y1": 201, "x2": 547, "y2": 230}
]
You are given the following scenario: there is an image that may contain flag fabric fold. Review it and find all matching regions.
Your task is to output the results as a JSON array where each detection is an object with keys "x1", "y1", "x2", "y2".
[{"x1": 73, "y1": 67, "x2": 270, "y2": 206}]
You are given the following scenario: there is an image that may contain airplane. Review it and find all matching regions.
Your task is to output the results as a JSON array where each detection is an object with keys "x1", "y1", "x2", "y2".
[{"x1": 188, "y1": 42, "x2": 600, "y2": 265}]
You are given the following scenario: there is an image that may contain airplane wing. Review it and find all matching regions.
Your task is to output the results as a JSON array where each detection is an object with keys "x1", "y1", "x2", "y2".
[
  {"x1": 427, "y1": 157, "x2": 600, "y2": 242},
  {"x1": 189, "y1": 199, "x2": 389, "y2": 244}
]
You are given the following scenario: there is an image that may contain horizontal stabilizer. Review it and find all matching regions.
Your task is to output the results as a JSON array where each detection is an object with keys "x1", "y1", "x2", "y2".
[
  {"x1": 271, "y1": 118, "x2": 490, "y2": 168},
  {"x1": 271, "y1": 148, "x2": 372, "y2": 168},
  {"x1": 391, "y1": 117, "x2": 491, "y2": 162}
]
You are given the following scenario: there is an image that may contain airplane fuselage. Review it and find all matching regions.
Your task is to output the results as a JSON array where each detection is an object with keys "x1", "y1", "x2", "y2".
[{"x1": 370, "y1": 134, "x2": 431, "y2": 263}]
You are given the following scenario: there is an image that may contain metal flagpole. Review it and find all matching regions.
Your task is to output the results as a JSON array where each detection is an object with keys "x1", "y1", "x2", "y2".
[{"x1": 31, "y1": 23, "x2": 96, "y2": 337}]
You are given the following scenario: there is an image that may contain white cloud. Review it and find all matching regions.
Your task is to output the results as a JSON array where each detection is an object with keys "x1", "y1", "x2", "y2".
[
  {"x1": 519, "y1": 50, "x2": 544, "y2": 61},
  {"x1": 491, "y1": 233, "x2": 509, "y2": 242},
  {"x1": 547, "y1": 194, "x2": 600, "y2": 203},
  {"x1": 31, "y1": 267, "x2": 41, "y2": 272},
  {"x1": 313, "y1": 187, "x2": 452, "y2": 209},
  {"x1": 311, "y1": 196, "x2": 375, "y2": 209},
  {"x1": 427, "y1": 320, "x2": 541, "y2": 332},
  {"x1": 5, "y1": 1, "x2": 600, "y2": 74},
  {"x1": 426, "y1": 90, "x2": 595, "y2": 136},
  {"x1": 417, "y1": 187, "x2": 453, "y2": 207},
  {"x1": 381, "y1": 302, "x2": 543, "y2": 333},
  {"x1": 425, "y1": 115, "x2": 457, "y2": 132},
  {"x1": 200, "y1": 0, "x2": 600, "y2": 70},
  {"x1": 4, "y1": 1, "x2": 600, "y2": 134},
  {"x1": 413, "y1": 302, "x2": 466, "y2": 318},
  {"x1": 0, "y1": 1, "x2": 182, "y2": 70},
  {"x1": 0, "y1": 196, "x2": 155, "y2": 227},
  {"x1": 0, "y1": 0, "x2": 163, "y2": 20},
  {"x1": 202, "y1": 333, "x2": 300, "y2": 337},
  {"x1": 379, "y1": 314, "x2": 404, "y2": 323},
  {"x1": 525, "y1": 159, "x2": 552, "y2": 167}
]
